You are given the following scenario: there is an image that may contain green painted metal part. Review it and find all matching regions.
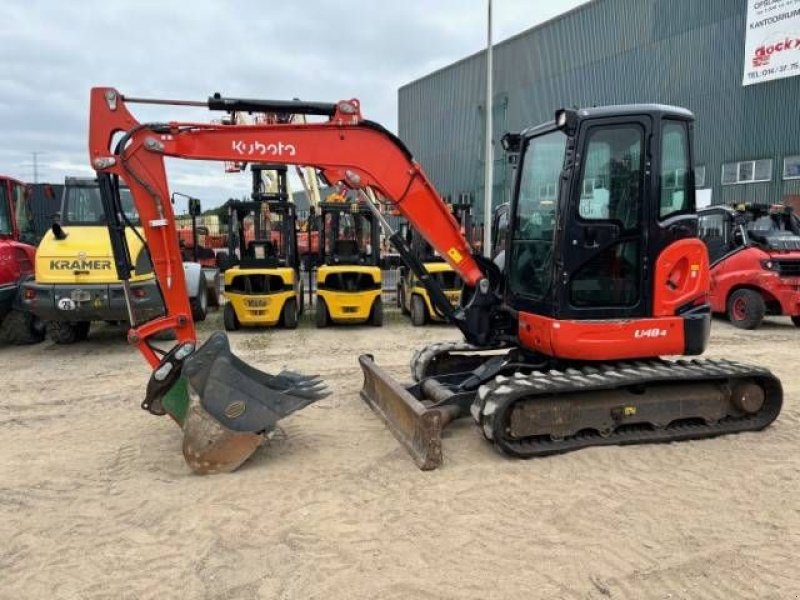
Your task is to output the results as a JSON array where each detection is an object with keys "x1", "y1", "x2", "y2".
[{"x1": 161, "y1": 376, "x2": 189, "y2": 425}]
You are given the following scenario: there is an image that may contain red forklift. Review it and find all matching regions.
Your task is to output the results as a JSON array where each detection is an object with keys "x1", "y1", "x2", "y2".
[
  {"x1": 698, "y1": 203, "x2": 800, "y2": 329},
  {"x1": 0, "y1": 176, "x2": 44, "y2": 344}
]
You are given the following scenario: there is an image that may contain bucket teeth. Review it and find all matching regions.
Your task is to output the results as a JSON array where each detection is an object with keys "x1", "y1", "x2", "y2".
[
  {"x1": 179, "y1": 332, "x2": 329, "y2": 474},
  {"x1": 271, "y1": 370, "x2": 330, "y2": 400}
]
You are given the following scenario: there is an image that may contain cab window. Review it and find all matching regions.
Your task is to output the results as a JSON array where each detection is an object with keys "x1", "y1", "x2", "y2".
[
  {"x1": 0, "y1": 183, "x2": 11, "y2": 235},
  {"x1": 64, "y1": 185, "x2": 138, "y2": 225},
  {"x1": 570, "y1": 125, "x2": 644, "y2": 308},
  {"x1": 508, "y1": 130, "x2": 566, "y2": 300},
  {"x1": 13, "y1": 184, "x2": 36, "y2": 244},
  {"x1": 660, "y1": 121, "x2": 691, "y2": 219}
]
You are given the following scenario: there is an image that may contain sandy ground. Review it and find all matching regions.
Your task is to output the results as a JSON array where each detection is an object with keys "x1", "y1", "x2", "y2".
[{"x1": 1, "y1": 308, "x2": 799, "y2": 600}]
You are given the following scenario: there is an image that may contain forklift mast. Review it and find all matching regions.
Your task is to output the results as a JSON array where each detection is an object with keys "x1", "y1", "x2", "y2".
[
  {"x1": 411, "y1": 196, "x2": 474, "y2": 262},
  {"x1": 226, "y1": 164, "x2": 298, "y2": 270}
]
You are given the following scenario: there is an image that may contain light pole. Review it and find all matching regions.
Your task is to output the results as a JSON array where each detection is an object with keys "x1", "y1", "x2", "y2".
[
  {"x1": 32, "y1": 151, "x2": 41, "y2": 183},
  {"x1": 483, "y1": 0, "x2": 493, "y2": 257}
]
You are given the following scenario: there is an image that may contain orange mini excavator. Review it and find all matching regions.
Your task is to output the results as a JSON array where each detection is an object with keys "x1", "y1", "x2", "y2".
[{"x1": 88, "y1": 88, "x2": 782, "y2": 473}]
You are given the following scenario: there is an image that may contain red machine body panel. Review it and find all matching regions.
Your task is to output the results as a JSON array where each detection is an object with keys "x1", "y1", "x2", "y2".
[
  {"x1": 709, "y1": 247, "x2": 800, "y2": 317},
  {"x1": 0, "y1": 176, "x2": 35, "y2": 288},
  {"x1": 518, "y1": 312, "x2": 686, "y2": 360}
]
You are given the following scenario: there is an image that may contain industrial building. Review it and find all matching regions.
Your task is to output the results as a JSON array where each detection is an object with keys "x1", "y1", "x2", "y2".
[{"x1": 398, "y1": 0, "x2": 800, "y2": 223}]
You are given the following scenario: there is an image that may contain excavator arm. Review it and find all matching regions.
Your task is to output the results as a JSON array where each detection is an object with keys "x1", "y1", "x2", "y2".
[
  {"x1": 89, "y1": 88, "x2": 488, "y2": 354},
  {"x1": 87, "y1": 87, "x2": 497, "y2": 473}
]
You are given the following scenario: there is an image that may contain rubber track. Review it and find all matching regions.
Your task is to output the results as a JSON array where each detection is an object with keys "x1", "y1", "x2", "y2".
[
  {"x1": 410, "y1": 340, "x2": 509, "y2": 382},
  {"x1": 471, "y1": 358, "x2": 783, "y2": 458}
]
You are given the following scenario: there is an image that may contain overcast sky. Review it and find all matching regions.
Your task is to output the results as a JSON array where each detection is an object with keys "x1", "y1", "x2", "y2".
[{"x1": 0, "y1": 0, "x2": 589, "y2": 208}]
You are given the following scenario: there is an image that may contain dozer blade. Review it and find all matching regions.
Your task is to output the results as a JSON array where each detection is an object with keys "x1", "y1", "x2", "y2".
[
  {"x1": 177, "y1": 332, "x2": 329, "y2": 474},
  {"x1": 359, "y1": 354, "x2": 459, "y2": 470}
]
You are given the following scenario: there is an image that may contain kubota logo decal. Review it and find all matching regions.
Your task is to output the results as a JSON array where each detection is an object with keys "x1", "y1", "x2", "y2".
[
  {"x1": 231, "y1": 140, "x2": 297, "y2": 157},
  {"x1": 634, "y1": 328, "x2": 668, "y2": 339},
  {"x1": 50, "y1": 259, "x2": 112, "y2": 270}
]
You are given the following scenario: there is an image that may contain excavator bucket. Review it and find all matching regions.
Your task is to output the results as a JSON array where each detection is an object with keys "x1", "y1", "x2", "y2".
[
  {"x1": 166, "y1": 332, "x2": 329, "y2": 474},
  {"x1": 358, "y1": 354, "x2": 460, "y2": 470}
]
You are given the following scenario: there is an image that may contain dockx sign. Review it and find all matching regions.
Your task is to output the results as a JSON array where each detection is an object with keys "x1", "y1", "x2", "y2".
[{"x1": 743, "y1": 0, "x2": 800, "y2": 86}]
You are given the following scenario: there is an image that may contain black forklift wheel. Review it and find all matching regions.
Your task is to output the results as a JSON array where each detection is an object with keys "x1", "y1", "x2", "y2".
[
  {"x1": 369, "y1": 297, "x2": 384, "y2": 327},
  {"x1": 727, "y1": 289, "x2": 765, "y2": 330},
  {"x1": 282, "y1": 298, "x2": 299, "y2": 329},
  {"x1": 410, "y1": 295, "x2": 427, "y2": 327},
  {"x1": 315, "y1": 297, "x2": 329, "y2": 328},
  {"x1": 223, "y1": 303, "x2": 239, "y2": 331}
]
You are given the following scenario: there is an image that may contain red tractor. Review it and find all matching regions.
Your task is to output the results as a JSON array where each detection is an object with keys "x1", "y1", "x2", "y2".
[
  {"x1": 0, "y1": 176, "x2": 44, "y2": 344},
  {"x1": 698, "y1": 204, "x2": 800, "y2": 329}
]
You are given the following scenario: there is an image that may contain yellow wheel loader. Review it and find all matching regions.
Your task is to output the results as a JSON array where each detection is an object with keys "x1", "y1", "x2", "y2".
[{"x1": 21, "y1": 177, "x2": 210, "y2": 344}]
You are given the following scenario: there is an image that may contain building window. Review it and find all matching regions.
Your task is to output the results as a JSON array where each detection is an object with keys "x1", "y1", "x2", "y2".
[
  {"x1": 784, "y1": 155, "x2": 800, "y2": 180},
  {"x1": 695, "y1": 165, "x2": 706, "y2": 188},
  {"x1": 721, "y1": 159, "x2": 773, "y2": 185}
]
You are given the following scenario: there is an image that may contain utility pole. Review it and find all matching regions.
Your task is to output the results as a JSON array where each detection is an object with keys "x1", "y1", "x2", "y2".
[
  {"x1": 483, "y1": 0, "x2": 493, "y2": 257},
  {"x1": 32, "y1": 151, "x2": 41, "y2": 184}
]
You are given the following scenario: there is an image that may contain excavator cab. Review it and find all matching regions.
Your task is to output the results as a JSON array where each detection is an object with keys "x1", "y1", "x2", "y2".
[
  {"x1": 222, "y1": 164, "x2": 304, "y2": 331},
  {"x1": 312, "y1": 200, "x2": 383, "y2": 327},
  {"x1": 397, "y1": 199, "x2": 474, "y2": 326},
  {"x1": 360, "y1": 105, "x2": 780, "y2": 469}
]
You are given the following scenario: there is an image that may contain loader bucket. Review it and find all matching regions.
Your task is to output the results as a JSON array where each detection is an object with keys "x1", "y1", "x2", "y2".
[
  {"x1": 174, "y1": 332, "x2": 329, "y2": 474},
  {"x1": 358, "y1": 354, "x2": 458, "y2": 470}
]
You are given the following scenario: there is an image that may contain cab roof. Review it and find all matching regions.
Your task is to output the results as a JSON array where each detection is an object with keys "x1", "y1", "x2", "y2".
[{"x1": 522, "y1": 104, "x2": 694, "y2": 138}]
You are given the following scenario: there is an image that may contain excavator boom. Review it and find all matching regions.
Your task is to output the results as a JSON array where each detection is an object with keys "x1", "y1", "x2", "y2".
[{"x1": 88, "y1": 87, "x2": 493, "y2": 473}]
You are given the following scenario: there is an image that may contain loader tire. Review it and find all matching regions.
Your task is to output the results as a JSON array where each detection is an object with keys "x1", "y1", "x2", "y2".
[
  {"x1": 0, "y1": 309, "x2": 44, "y2": 345},
  {"x1": 791, "y1": 316, "x2": 800, "y2": 328},
  {"x1": 282, "y1": 298, "x2": 298, "y2": 329},
  {"x1": 315, "y1": 297, "x2": 329, "y2": 328},
  {"x1": 47, "y1": 321, "x2": 82, "y2": 344},
  {"x1": 728, "y1": 289, "x2": 765, "y2": 330},
  {"x1": 190, "y1": 273, "x2": 208, "y2": 322},
  {"x1": 223, "y1": 303, "x2": 239, "y2": 331},
  {"x1": 369, "y1": 297, "x2": 383, "y2": 327},
  {"x1": 410, "y1": 295, "x2": 427, "y2": 327}
]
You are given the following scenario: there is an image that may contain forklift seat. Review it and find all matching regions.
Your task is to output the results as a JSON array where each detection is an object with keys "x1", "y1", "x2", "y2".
[
  {"x1": 333, "y1": 239, "x2": 361, "y2": 264},
  {"x1": 247, "y1": 240, "x2": 276, "y2": 260}
]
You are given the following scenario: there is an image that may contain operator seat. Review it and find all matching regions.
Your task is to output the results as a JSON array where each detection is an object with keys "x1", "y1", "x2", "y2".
[{"x1": 333, "y1": 239, "x2": 361, "y2": 264}]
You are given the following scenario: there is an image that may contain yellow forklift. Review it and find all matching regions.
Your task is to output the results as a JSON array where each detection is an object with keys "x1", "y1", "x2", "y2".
[
  {"x1": 397, "y1": 198, "x2": 474, "y2": 326},
  {"x1": 313, "y1": 199, "x2": 383, "y2": 327},
  {"x1": 222, "y1": 164, "x2": 303, "y2": 331}
]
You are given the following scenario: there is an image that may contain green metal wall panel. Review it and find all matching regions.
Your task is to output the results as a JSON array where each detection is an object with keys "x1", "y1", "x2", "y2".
[{"x1": 399, "y1": 0, "x2": 800, "y2": 222}]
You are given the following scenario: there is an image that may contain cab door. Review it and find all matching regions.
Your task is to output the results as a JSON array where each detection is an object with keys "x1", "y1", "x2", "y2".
[{"x1": 558, "y1": 117, "x2": 651, "y2": 319}]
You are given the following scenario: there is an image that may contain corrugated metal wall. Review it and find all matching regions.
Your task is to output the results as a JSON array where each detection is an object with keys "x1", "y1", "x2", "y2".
[{"x1": 398, "y1": 0, "x2": 800, "y2": 222}]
